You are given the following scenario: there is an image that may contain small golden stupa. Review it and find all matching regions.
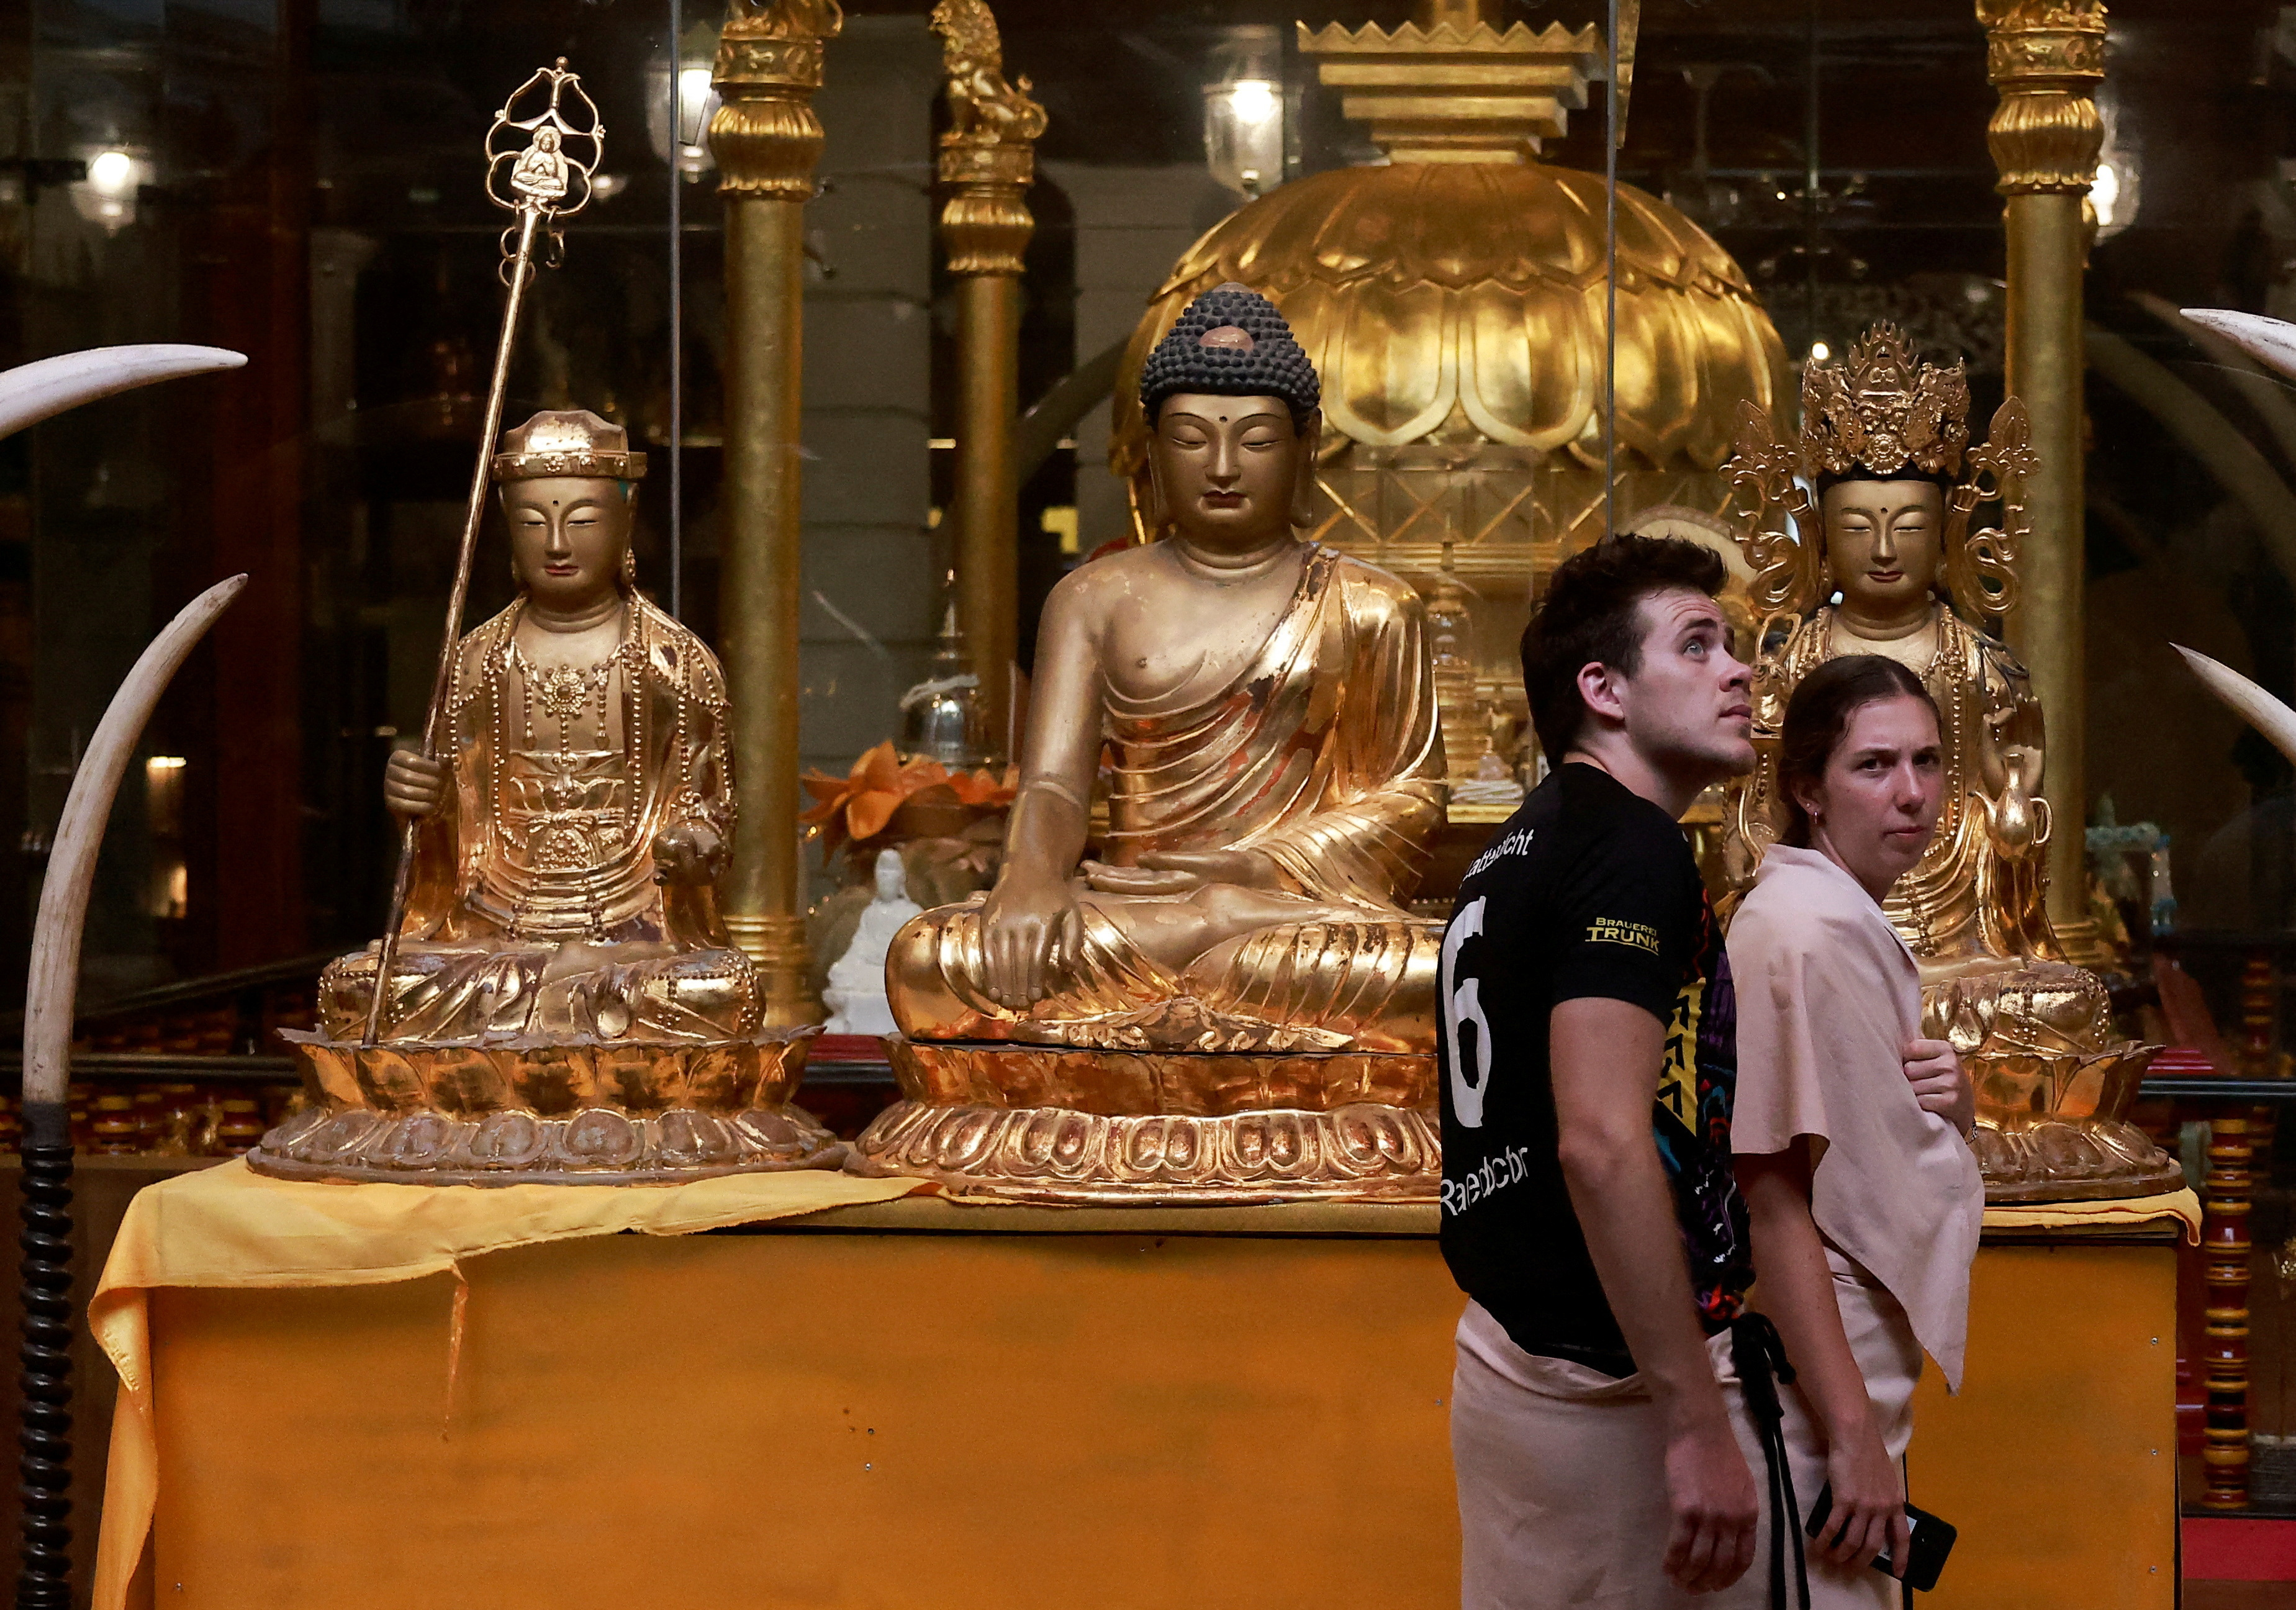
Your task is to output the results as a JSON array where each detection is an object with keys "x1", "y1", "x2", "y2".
[{"x1": 1111, "y1": 0, "x2": 1786, "y2": 795}]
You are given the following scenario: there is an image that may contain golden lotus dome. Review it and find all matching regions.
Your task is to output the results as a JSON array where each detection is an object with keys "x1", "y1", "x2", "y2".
[
  {"x1": 1115, "y1": 161, "x2": 1783, "y2": 467},
  {"x1": 1110, "y1": 7, "x2": 1787, "y2": 795}
]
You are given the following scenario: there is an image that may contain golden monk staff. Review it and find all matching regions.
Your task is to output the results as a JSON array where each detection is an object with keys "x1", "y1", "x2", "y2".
[{"x1": 364, "y1": 60, "x2": 603, "y2": 1046}]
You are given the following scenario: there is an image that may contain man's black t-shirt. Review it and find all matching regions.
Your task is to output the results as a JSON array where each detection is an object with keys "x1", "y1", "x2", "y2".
[{"x1": 1437, "y1": 761, "x2": 1753, "y2": 1378}]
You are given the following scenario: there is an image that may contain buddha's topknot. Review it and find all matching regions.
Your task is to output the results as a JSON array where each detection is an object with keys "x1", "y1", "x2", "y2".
[{"x1": 1139, "y1": 281, "x2": 1321, "y2": 430}]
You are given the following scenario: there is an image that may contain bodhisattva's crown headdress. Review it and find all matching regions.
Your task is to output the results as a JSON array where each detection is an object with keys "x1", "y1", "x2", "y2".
[
  {"x1": 492, "y1": 409, "x2": 648, "y2": 482},
  {"x1": 1724, "y1": 322, "x2": 2034, "y2": 631},
  {"x1": 492, "y1": 409, "x2": 646, "y2": 589}
]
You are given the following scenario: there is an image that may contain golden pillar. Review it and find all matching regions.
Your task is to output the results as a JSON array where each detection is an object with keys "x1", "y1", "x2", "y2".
[
  {"x1": 930, "y1": 0, "x2": 1044, "y2": 757},
  {"x1": 710, "y1": 0, "x2": 843, "y2": 1024},
  {"x1": 1979, "y1": 0, "x2": 2112, "y2": 968}
]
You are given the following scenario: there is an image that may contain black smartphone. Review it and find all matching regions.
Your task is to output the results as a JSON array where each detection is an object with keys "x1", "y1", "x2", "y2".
[{"x1": 1805, "y1": 1483, "x2": 1957, "y2": 1593}]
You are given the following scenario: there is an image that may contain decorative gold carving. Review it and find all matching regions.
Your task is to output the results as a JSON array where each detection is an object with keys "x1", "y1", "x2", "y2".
[
  {"x1": 709, "y1": 0, "x2": 844, "y2": 201},
  {"x1": 1801, "y1": 324, "x2": 1972, "y2": 479},
  {"x1": 882, "y1": 1036, "x2": 1435, "y2": 1113},
  {"x1": 931, "y1": 0, "x2": 1042, "y2": 276},
  {"x1": 1966, "y1": 1048, "x2": 2184, "y2": 1203},
  {"x1": 844, "y1": 1040, "x2": 1438, "y2": 1203},
  {"x1": 248, "y1": 1030, "x2": 843, "y2": 1185},
  {"x1": 1977, "y1": 0, "x2": 2107, "y2": 196},
  {"x1": 1727, "y1": 324, "x2": 2028, "y2": 631},
  {"x1": 1297, "y1": 16, "x2": 1606, "y2": 164}
]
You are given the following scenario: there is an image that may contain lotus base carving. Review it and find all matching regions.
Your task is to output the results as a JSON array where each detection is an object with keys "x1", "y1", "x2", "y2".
[
  {"x1": 246, "y1": 1029, "x2": 844, "y2": 1186},
  {"x1": 1968, "y1": 1043, "x2": 2185, "y2": 1204},
  {"x1": 844, "y1": 1037, "x2": 1438, "y2": 1204}
]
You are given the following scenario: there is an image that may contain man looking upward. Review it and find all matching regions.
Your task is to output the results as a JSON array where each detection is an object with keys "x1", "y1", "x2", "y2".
[{"x1": 1440, "y1": 534, "x2": 1762, "y2": 1606}]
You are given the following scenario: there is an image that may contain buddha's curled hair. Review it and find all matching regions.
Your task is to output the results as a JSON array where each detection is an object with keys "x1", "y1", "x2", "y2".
[{"x1": 1139, "y1": 281, "x2": 1321, "y2": 430}]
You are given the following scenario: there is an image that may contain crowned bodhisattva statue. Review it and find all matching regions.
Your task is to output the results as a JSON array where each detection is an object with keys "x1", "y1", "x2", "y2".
[
  {"x1": 1723, "y1": 325, "x2": 2178, "y2": 1201},
  {"x1": 251, "y1": 411, "x2": 841, "y2": 1183},
  {"x1": 856, "y1": 284, "x2": 1449, "y2": 1201}
]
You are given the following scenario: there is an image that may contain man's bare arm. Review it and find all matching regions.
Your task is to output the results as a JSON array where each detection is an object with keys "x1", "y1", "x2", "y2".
[{"x1": 1552, "y1": 996, "x2": 1757, "y2": 1594}]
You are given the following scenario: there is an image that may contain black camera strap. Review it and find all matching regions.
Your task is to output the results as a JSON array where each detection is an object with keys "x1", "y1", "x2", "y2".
[{"x1": 1729, "y1": 1313, "x2": 1812, "y2": 1610}]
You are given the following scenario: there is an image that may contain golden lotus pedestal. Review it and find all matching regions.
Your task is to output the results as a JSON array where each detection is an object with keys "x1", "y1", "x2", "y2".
[
  {"x1": 247, "y1": 1031, "x2": 844, "y2": 1185},
  {"x1": 1966, "y1": 1045, "x2": 2185, "y2": 1205},
  {"x1": 848, "y1": 1038, "x2": 1440, "y2": 1203}
]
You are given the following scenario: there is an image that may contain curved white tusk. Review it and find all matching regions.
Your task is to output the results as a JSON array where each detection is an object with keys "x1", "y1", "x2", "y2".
[
  {"x1": 0, "y1": 345, "x2": 245, "y2": 443},
  {"x1": 2181, "y1": 310, "x2": 2296, "y2": 385},
  {"x1": 20, "y1": 576, "x2": 248, "y2": 1118},
  {"x1": 2175, "y1": 643, "x2": 2296, "y2": 767}
]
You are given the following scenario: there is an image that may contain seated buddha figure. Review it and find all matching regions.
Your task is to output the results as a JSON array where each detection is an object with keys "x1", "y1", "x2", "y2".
[
  {"x1": 320, "y1": 409, "x2": 757, "y2": 1044},
  {"x1": 1724, "y1": 324, "x2": 2108, "y2": 1060},
  {"x1": 886, "y1": 283, "x2": 1446, "y2": 1056}
]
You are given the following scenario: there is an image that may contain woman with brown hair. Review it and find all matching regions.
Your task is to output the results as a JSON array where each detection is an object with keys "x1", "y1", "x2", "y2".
[{"x1": 1725, "y1": 654, "x2": 1982, "y2": 1607}]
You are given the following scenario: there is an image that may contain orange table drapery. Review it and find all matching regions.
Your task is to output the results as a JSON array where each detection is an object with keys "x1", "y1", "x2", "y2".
[{"x1": 85, "y1": 1159, "x2": 922, "y2": 1609}]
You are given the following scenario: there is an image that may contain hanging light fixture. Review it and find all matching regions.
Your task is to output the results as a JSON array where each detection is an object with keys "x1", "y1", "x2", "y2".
[
  {"x1": 1203, "y1": 25, "x2": 1286, "y2": 199},
  {"x1": 646, "y1": 19, "x2": 722, "y2": 178},
  {"x1": 70, "y1": 147, "x2": 150, "y2": 233}
]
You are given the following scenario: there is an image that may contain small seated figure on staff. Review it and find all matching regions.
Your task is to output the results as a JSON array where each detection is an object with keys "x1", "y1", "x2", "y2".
[
  {"x1": 320, "y1": 409, "x2": 757, "y2": 1045},
  {"x1": 508, "y1": 124, "x2": 570, "y2": 205},
  {"x1": 886, "y1": 282, "x2": 1448, "y2": 1054}
]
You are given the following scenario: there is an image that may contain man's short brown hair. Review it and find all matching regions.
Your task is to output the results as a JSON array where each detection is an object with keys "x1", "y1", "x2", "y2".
[{"x1": 1521, "y1": 533, "x2": 1728, "y2": 765}]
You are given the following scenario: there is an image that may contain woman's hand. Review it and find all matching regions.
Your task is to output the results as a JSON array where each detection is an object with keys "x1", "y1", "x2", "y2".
[
  {"x1": 383, "y1": 750, "x2": 448, "y2": 819},
  {"x1": 1814, "y1": 1418, "x2": 1910, "y2": 1576},
  {"x1": 1082, "y1": 848, "x2": 1281, "y2": 897},
  {"x1": 1902, "y1": 1036, "x2": 1975, "y2": 1135},
  {"x1": 979, "y1": 868, "x2": 1085, "y2": 1008}
]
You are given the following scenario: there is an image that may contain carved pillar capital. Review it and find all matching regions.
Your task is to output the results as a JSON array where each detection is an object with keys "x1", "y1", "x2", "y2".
[
  {"x1": 931, "y1": 0, "x2": 1044, "y2": 276},
  {"x1": 709, "y1": 0, "x2": 844, "y2": 201},
  {"x1": 1977, "y1": 0, "x2": 2107, "y2": 196}
]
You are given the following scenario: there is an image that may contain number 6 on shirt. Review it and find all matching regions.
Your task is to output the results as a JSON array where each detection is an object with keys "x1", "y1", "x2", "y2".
[{"x1": 1443, "y1": 896, "x2": 1493, "y2": 1128}]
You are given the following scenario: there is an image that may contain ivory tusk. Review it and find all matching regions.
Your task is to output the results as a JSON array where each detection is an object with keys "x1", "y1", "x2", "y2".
[
  {"x1": 0, "y1": 345, "x2": 245, "y2": 443},
  {"x1": 20, "y1": 576, "x2": 247, "y2": 1120},
  {"x1": 2174, "y1": 643, "x2": 2296, "y2": 768},
  {"x1": 2180, "y1": 310, "x2": 2296, "y2": 386}
]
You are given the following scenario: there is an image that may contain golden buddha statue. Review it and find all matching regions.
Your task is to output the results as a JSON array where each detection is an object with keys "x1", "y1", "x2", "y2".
[
  {"x1": 251, "y1": 410, "x2": 839, "y2": 1184},
  {"x1": 1724, "y1": 325, "x2": 2177, "y2": 1201},
  {"x1": 856, "y1": 284, "x2": 1447, "y2": 1202}
]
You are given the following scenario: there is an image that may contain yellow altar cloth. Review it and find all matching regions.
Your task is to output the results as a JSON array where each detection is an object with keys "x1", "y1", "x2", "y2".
[
  {"x1": 86, "y1": 1161, "x2": 922, "y2": 1608},
  {"x1": 84, "y1": 1174, "x2": 2197, "y2": 1610}
]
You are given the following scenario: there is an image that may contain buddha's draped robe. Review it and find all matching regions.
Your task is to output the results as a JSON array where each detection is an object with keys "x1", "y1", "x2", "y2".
[
  {"x1": 888, "y1": 546, "x2": 1447, "y2": 1054},
  {"x1": 321, "y1": 594, "x2": 759, "y2": 1044}
]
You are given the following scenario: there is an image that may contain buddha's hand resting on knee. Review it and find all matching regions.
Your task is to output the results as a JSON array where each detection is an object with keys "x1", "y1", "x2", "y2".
[
  {"x1": 383, "y1": 749, "x2": 449, "y2": 819},
  {"x1": 1082, "y1": 848, "x2": 1281, "y2": 897},
  {"x1": 980, "y1": 868, "x2": 1087, "y2": 1008}
]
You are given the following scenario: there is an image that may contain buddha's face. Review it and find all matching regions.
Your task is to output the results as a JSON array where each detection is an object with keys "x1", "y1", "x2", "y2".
[
  {"x1": 503, "y1": 476, "x2": 631, "y2": 611},
  {"x1": 1147, "y1": 392, "x2": 1313, "y2": 553},
  {"x1": 1821, "y1": 478, "x2": 1943, "y2": 623}
]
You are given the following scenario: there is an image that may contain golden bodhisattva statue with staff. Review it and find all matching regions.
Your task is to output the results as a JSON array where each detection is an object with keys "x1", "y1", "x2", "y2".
[
  {"x1": 322, "y1": 412, "x2": 752, "y2": 1044},
  {"x1": 254, "y1": 60, "x2": 841, "y2": 1184},
  {"x1": 253, "y1": 410, "x2": 841, "y2": 1183},
  {"x1": 251, "y1": 408, "x2": 841, "y2": 1183},
  {"x1": 1723, "y1": 324, "x2": 2178, "y2": 1201},
  {"x1": 857, "y1": 283, "x2": 1449, "y2": 1201}
]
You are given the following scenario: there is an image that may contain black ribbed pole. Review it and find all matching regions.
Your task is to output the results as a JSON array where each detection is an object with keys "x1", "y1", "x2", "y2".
[{"x1": 16, "y1": 1099, "x2": 71, "y2": 1610}]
